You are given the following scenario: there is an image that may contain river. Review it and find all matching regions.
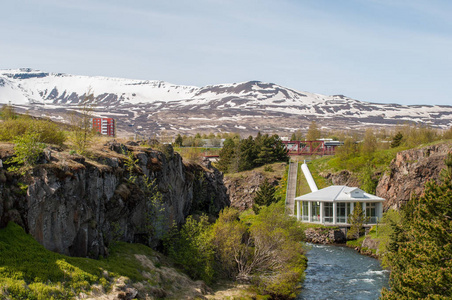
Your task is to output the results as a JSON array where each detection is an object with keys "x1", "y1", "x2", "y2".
[{"x1": 298, "y1": 243, "x2": 390, "y2": 300}]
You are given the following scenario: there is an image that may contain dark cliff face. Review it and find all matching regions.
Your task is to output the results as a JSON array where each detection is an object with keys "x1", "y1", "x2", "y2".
[
  {"x1": 376, "y1": 143, "x2": 451, "y2": 211},
  {"x1": 0, "y1": 142, "x2": 229, "y2": 258}
]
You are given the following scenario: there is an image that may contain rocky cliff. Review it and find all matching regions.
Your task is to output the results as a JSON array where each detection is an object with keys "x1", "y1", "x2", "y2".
[
  {"x1": 319, "y1": 143, "x2": 452, "y2": 211},
  {"x1": 376, "y1": 143, "x2": 451, "y2": 210},
  {"x1": 0, "y1": 141, "x2": 229, "y2": 258},
  {"x1": 223, "y1": 163, "x2": 286, "y2": 210}
]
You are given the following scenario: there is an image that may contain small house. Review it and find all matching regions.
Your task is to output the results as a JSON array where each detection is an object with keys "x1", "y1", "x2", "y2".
[{"x1": 294, "y1": 186, "x2": 384, "y2": 225}]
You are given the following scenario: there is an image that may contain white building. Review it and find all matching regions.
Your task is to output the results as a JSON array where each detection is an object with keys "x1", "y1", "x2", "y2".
[{"x1": 294, "y1": 186, "x2": 384, "y2": 225}]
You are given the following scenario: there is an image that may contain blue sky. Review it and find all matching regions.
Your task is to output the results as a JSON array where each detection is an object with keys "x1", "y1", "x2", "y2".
[{"x1": 1, "y1": 0, "x2": 451, "y2": 105}]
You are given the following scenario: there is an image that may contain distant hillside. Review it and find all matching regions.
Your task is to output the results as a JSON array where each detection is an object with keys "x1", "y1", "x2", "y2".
[{"x1": 1, "y1": 68, "x2": 452, "y2": 137}]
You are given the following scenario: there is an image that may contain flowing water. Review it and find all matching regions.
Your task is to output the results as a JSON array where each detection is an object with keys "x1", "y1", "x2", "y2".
[{"x1": 298, "y1": 243, "x2": 390, "y2": 300}]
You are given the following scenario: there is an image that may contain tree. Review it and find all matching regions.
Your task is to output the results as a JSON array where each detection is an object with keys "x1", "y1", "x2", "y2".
[
  {"x1": 390, "y1": 132, "x2": 403, "y2": 148},
  {"x1": 238, "y1": 136, "x2": 257, "y2": 172},
  {"x1": 347, "y1": 202, "x2": 368, "y2": 240},
  {"x1": 174, "y1": 134, "x2": 183, "y2": 147},
  {"x1": 69, "y1": 90, "x2": 96, "y2": 154},
  {"x1": 217, "y1": 138, "x2": 236, "y2": 172},
  {"x1": 6, "y1": 132, "x2": 46, "y2": 174},
  {"x1": 164, "y1": 215, "x2": 215, "y2": 284},
  {"x1": 0, "y1": 104, "x2": 17, "y2": 120},
  {"x1": 362, "y1": 128, "x2": 377, "y2": 154},
  {"x1": 381, "y1": 154, "x2": 452, "y2": 299},
  {"x1": 306, "y1": 121, "x2": 321, "y2": 141},
  {"x1": 253, "y1": 178, "x2": 278, "y2": 214},
  {"x1": 290, "y1": 130, "x2": 303, "y2": 141},
  {"x1": 360, "y1": 163, "x2": 377, "y2": 194}
]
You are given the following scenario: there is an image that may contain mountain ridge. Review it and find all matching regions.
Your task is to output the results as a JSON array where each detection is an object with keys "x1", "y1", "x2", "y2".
[{"x1": 1, "y1": 68, "x2": 451, "y2": 136}]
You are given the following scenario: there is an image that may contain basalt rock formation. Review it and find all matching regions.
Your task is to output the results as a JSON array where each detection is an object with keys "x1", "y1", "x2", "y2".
[
  {"x1": 376, "y1": 143, "x2": 451, "y2": 210},
  {"x1": 0, "y1": 141, "x2": 229, "y2": 258}
]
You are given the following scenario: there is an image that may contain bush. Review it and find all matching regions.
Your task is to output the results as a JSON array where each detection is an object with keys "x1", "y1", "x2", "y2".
[
  {"x1": 6, "y1": 132, "x2": 46, "y2": 174},
  {"x1": 0, "y1": 118, "x2": 66, "y2": 145}
]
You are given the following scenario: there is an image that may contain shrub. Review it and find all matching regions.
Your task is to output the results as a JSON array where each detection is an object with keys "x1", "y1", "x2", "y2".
[
  {"x1": 0, "y1": 118, "x2": 66, "y2": 145},
  {"x1": 6, "y1": 132, "x2": 46, "y2": 174}
]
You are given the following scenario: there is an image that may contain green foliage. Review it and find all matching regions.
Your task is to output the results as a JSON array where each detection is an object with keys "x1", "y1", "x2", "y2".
[
  {"x1": 212, "y1": 203, "x2": 306, "y2": 298},
  {"x1": 347, "y1": 203, "x2": 368, "y2": 240},
  {"x1": 290, "y1": 129, "x2": 303, "y2": 141},
  {"x1": 164, "y1": 203, "x2": 307, "y2": 298},
  {"x1": 163, "y1": 215, "x2": 215, "y2": 284},
  {"x1": 252, "y1": 178, "x2": 278, "y2": 214},
  {"x1": 0, "y1": 118, "x2": 66, "y2": 145},
  {"x1": 0, "y1": 222, "x2": 161, "y2": 299},
  {"x1": 375, "y1": 209, "x2": 402, "y2": 268},
  {"x1": 6, "y1": 132, "x2": 46, "y2": 174},
  {"x1": 306, "y1": 121, "x2": 321, "y2": 141},
  {"x1": 359, "y1": 163, "x2": 378, "y2": 194},
  {"x1": 0, "y1": 104, "x2": 18, "y2": 120},
  {"x1": 217, "y1": 134, "x2": 288, "y2": 173},
  {"x1": 381, "y1": 154, "x2": 452, "y2": 299},
  {"x1": 391, "y1": 132, "x2": 403, "y2": 148},
  {"x1": 68, "y1": 92, "x2": 96, "y2": 154},
  {"x1": 142, "y1": 176, "x2": 167, "y2": 241},
  {"x1": 123, "y1": 150, "x2": 139, "y2": 183},
  {"x1": 362, "y1": 128, "x2": 377, "y2": 154},
  {"x1": 174, "y1": 134, "x2": 183, "y2": 147}
]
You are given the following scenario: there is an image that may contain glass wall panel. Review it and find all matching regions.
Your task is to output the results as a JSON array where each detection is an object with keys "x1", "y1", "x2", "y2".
[
  {"x1": 311, "y1": 202, "x2": 320, "y2": 222},
  {"x1": 324, "y1": 202, "x2": 333, "y2": 223},
  {"x1": 337, "y1": 203, "x2": 347, "y2": 223},
  {"x1": 366, "y1": 202, "x2": 377, "y2": 223},
  {"x1": 302, "y1": 202, "x2": 309, "y2": 221}
]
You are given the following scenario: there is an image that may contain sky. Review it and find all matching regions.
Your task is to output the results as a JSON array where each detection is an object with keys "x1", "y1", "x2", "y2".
[{"x1": 1, "y1": 0, "x2": 451, "y2": 105}]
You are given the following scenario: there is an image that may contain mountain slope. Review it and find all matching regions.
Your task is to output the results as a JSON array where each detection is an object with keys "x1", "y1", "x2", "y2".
[{"x1": 1, "y1": 68, "x2": 451, "y2": 136}]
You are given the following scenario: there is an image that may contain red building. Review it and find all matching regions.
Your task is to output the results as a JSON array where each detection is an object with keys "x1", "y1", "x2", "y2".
[{"x1": 91, "y1": 117, "x2": 115, "y2": 137}]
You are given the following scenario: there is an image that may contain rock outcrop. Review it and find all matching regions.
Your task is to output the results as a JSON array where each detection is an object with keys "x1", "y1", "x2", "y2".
[
  {"x1": 223, "y1": 169, "x2": 281, "y2": 211},
  {"x1": 0, "y1": 142, "x2": 229, "y2": 258},
  {"x1": 320, "y1": 170, "x2": 359, "y2": 187},
  {"x1": 376, "y1": 143, "x2": 452, "y2": 210},
  {"x1": 304, "y1": 227, "x2": 346, "y2": 244}
]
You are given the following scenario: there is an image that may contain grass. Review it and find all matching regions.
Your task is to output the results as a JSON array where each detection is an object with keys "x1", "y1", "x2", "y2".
[
  {"x1": 0, "y1": 222, "x2": 162, "y2": 299},
  {"x1": 346, "y1": 226, "x2": 378, "y2": 248}
]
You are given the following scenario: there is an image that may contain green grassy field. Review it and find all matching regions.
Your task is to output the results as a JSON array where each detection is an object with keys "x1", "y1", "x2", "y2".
[{"x1": 0, "y1": 222, "x2": 161, "y2": 299}]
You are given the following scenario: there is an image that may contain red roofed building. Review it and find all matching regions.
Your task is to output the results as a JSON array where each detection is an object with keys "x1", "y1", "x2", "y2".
[{"x1": 91, "y1": 117, "x2": 115, "y2": 137}]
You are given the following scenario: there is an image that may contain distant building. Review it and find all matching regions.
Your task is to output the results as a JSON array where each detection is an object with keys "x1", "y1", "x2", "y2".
[{"x1": 91, "y1": 117, "x2": 115, "y2": 137}]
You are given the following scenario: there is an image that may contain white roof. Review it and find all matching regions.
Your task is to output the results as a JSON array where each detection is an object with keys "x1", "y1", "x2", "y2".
[{"x1": 294, "y1": 186, "x2": 385, "y2": 202}]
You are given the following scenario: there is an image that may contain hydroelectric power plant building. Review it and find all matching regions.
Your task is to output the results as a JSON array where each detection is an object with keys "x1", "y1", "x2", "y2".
[{"x1": 294, "y1": 186, "x2": 385, "y2": 225}]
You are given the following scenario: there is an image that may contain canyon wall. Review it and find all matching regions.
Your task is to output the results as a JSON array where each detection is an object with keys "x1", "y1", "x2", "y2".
[{"x1": 0, "y1": 141, "x2": 229, "y2": 258}]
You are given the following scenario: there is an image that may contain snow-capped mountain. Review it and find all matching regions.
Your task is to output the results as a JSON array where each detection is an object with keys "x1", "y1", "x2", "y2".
[{"x1": 1, "y1": 68, "x2": 451, "y2": 136}]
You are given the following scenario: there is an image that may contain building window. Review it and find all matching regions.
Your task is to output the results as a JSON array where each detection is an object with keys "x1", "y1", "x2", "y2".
[
  {"x1": 366, "y1": 203, "x2": 377, "y2": 223},
  {"x1": 324, "y1": 202, "x2": 333, "y2": 223},
  {"x1": 302, "y1": 202, "x2": 309, "y2": 221},
  {"x1": 336, "y1": 203, "x2": 351, "y2": 223},
  {"x1": 311, "y1": 202, "x2": 320, "y2": 222}
]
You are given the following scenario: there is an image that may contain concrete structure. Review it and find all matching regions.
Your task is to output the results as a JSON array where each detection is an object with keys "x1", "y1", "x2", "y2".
[
  {"x1": 91, "y1": 117, "x2": 115, "y2": 137},
  {"x1": 294, "y1": 186, "x2": 384, "y2": 225}
]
